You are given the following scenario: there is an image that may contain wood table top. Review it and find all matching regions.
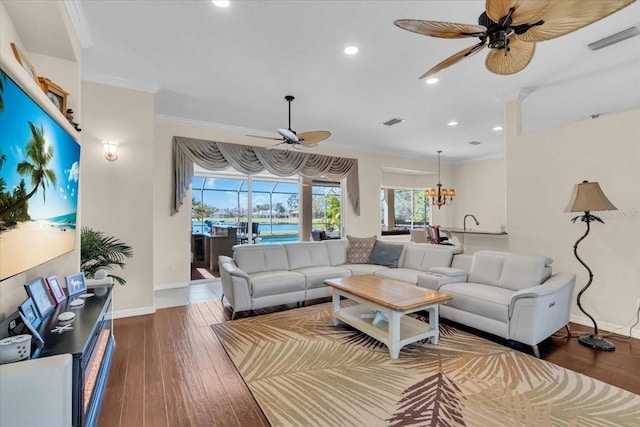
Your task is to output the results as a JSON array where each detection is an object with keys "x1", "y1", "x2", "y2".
[{"x1": 324, "y1": 275, "x2": 451, "y2": 311}]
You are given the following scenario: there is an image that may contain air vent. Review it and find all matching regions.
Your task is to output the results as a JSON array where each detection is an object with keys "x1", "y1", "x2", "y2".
[
  {"x1": 588, "y1": 26, "x2": 640, "y2": 51},
  {"x1": 382, "y1": 118, "x2": 405, "y2": 126}
]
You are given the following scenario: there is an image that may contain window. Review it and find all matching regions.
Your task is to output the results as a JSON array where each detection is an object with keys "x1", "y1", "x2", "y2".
[
  {"x1": 191, "y1": 171, "x2": 301, "y2": 243},
  {"x1": 380, "y1": 188, "x2": 430, "y2": 230},
  {"x1": 311, "y1": 181, "x2": 341, "y2": 237}
]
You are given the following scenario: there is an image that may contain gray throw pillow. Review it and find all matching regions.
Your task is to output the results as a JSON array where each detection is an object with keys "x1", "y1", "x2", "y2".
[{"x1": 369, "y1": 241, "x2": 403, "y2": 268}]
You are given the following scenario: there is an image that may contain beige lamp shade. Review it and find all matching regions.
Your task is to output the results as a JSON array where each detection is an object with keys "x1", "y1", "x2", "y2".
[{"x1": 565, "y1": 181, "x2": 617, "y2": 213}]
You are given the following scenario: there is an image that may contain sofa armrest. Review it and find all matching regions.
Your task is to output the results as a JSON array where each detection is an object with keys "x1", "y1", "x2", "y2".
[
  {"x1": 417, "y1": 269, "x2": 467, "y2": 291},
  {"x1": 508, "y1": 273, "x2": 576, "y2": 346},
  {"x1": 219, "y1": 256, "x2": 252, "y2": 312}
]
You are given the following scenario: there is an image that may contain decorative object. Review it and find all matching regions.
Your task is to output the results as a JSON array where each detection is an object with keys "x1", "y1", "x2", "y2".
[
  {"x1": 24, "y1": 277, "x2": 55, "y2": 318},
  {"x1": 102, "y1": 140, "x2": 119, "y2": 161},
  {"x1": 18, "y1": 311, "x2": 44, "y2": 347},
  {"x1": 46, "y1": 275, "x2": 67, "y2": 304},
  {"x1": 65, "y1": 109, "x2": 81, "y2": 132},
  {"x1": 80, "y1": 227, "x2": 133, "y2": 285},
  {"x1": 37, "y1": 77, "x2": 68, "y2": 114},
  {"x1": 65, "y1": 273, "x2": 87, "y2": 296},
  {"x1": 426, "y1": 150, "x2": 455, "y2": 209},
  {"x1": 18, "y1": 297, "x2": 41, "y2": 328},
  {"x1": 0, "y1": 334, "x2": 32, "y2": 364},
  {"x1": 346, "y1": 235, "x2": 377, "y2": 264},
  {"x1": 9, "y1": 43, "x2": 39, "y2": 83},
  {"x1": 212, "y1": 303, "x2": 640, "y2": 426},
  {"x1": 0, "y1": 66, "x2": 81, "y2": 281},
  {"x1": 566, "y1": 180, "x2": 617, "y2": 351}
]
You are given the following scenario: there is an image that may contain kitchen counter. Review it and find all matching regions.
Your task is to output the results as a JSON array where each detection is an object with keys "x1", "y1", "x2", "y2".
[{"x1": 443, "y1": 227, "x2": 507, "y2": 236}]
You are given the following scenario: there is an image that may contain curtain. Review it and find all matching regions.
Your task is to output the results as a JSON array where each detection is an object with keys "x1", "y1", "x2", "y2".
[{"x1": 172, "y1": 136, "x2": 359, "y2": 215}]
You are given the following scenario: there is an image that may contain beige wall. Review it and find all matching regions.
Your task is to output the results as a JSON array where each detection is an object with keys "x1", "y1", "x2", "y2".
[
  {"x1": 81, "y1": 82, "x2": 155, "y2": 316},
  {"x1": 506, "y1": 100, "x2": 640, "y2": 335}
]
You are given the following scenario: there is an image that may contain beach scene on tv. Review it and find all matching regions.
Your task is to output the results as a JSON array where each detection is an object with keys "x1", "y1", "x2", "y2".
[{"x1": 0, "y1": 70, "x2": 80, "y2": 280}]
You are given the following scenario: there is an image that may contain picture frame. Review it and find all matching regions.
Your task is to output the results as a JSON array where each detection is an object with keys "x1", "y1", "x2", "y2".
[
  {"x1": 10, "y1": 42, "x2": 39, "y2": 84},
  {"x1": 65, "y1": 272, "x2": 87, "y2": 296},
  {"x1": 19, "y1": 297, "x2": 42, "y2": 329},
  {"x1": 24, "y1": 277, "x2": 56, "y2": 319},
  {"x1": 46, "y1": 275, "x2": 67, "y2": 304},
  {"x1": 37, "y1": 77, "x2": 68, "y2": 114},
  {"x1": 19, "y1": 311, "x2": 45, "y2": 347}
]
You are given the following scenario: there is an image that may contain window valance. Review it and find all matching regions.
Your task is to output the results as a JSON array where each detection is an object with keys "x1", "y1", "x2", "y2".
[{"x1": 172, "y1": 136, "x2": 359, "y2": 215}]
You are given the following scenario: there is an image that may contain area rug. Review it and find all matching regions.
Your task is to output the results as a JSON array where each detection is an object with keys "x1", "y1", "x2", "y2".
[{"x1": 211, "y1": 303, "x2": 640, "y2": 426}]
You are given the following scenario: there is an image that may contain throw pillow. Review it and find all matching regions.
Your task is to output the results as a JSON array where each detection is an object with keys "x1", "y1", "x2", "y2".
[
  {"x1": 346, "y1": 235, "x2": 377, "y2": 264},
  {"x1": 369, "y1": 241, "x2": 403, "y2": 268}
]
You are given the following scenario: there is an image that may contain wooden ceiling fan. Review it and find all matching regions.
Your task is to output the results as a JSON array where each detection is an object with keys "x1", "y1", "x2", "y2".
[
  {"x1": 249, "y1": 95, "x2": 331, "y2": 150},
  {"x1": 394, "y1": 0, "x2": 636, "y2": 78}
]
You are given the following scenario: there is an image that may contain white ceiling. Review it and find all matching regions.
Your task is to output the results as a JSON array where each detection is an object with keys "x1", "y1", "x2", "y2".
[{"x1": 76, "y1": 0, "x2": 640, "y2": 163}]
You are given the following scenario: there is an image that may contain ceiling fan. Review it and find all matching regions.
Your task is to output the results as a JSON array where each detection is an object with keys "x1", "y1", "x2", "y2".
[
  {"x1": 394, "y1": 0, "x2": 636, "y2": 79},
  {"x1": 250, "y1": 95, "x2": 331, "y2": 150}
]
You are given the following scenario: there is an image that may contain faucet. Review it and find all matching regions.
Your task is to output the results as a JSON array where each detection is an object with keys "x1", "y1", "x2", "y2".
[{"x1": 464, "y1": 214, "x2": 479, "y2": 231}]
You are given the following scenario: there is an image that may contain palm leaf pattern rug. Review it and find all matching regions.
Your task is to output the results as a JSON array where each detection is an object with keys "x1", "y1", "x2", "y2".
[{"x1": 211, "y1": 303, "x2": 640, "y2": 426}]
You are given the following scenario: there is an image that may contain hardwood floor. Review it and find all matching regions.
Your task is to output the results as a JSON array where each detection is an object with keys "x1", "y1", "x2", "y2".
[{"x1": 98, "y1": 298, "x2": 640, "y2": 426}]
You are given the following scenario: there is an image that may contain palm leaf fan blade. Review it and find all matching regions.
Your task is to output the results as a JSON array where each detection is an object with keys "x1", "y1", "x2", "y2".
[
  {"x1": 394, "y1": 19, "x2": 487, "y2": 38},
  {"x1": 298, "y1": 131, "x2": 330, "y2": 147},
  {"x1": 517, "y1": 0, "x2": 636, "y2": 42},
  {"x1": 486, "y1": 0, "x2": 551, "y2": 26},
  {"x1": 485, "y1": 36, "x2": 535, "y2": 75},
  {"x1": 420, "y1": 42, "x2": 487, "y2": 79}
]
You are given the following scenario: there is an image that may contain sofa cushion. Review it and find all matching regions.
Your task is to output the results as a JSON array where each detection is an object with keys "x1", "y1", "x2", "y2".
[
  {"x1": 249, "y1": 270, "x2": 306, "y2": 298},
  {"x1": 498, "y1": 255, "x2": 553, "y2": 291},
  {"x1": 400, "y1": 244, "x2": 454, "y2": 271},
  {"x1": 468, "y1": 252, "x2": 505, "y2": 286},
  {"x1": 346, "y1": 235, "x2": 377, "y2": 264},
  {"x1": 285, "y1": 242, "x2": 331, "y2": 270},
  {"x1": 340, "y1": 264, "x2": 388, "y2": 276},
  {"x1": 234, "y1": 244, "x2": 289, "y2": 274},
  {"x1": 375, "y1": 268, "x2": 422, "y2": 285},
  {"x1": 369, "y1": 241, "x2": 404, "y2": 268},
  {"x1": 325, "y1": 240, "x2": 348, "y2": 266},
  {"x1": 440, "y1": 282, "x2": 513, "y2": 323},
  {"x1": 293, "y1": 266, "x2": 351, "y2": 289}
]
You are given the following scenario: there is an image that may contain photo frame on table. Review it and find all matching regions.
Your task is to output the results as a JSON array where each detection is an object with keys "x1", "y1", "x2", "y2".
[
  {"x1": 24, "y1": 277, "x2": 55, "y2": 319},
  {"x1": 19, "y1": 297, "x2": 41, "y2": 329},
  {"x1": 65, "y1": 272, "x2": 87, "y2": 296},
  {"x1": 10, "y1": 42, "x2": 39, "y2": 84},
  {"x1": 19, "y1": 311, "x2": 45, "y2": 347},
  {"x1": 46, "y1": 275, "x2": 67, "y2": 304}
]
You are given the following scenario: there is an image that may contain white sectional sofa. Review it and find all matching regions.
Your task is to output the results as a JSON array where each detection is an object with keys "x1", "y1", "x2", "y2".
[
  {"x1": 219, "y1": 242, "x2": 575, "y2": 357},
  {"x1": 218, "y1": 240, "x2": 456, "y2": 315},
  {"x1": 418, "y1": 250, "x2": 576, "y2": 357}
]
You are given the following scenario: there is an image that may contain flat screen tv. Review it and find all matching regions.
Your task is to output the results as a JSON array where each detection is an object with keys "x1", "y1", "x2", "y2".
[{"x1": 0, "y1": 67, "x2": 81, "y2": 280}]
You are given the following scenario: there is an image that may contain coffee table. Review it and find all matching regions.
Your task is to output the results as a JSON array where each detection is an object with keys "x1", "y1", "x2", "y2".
[{"x1": 324, "y1": 275, "x2": 452, "y2": 359}]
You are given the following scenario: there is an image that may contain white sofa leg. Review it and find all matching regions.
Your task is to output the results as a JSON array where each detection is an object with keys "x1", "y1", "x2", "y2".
[{"x1": 532, "y1": 344, "x2": 540, "y2": 358}]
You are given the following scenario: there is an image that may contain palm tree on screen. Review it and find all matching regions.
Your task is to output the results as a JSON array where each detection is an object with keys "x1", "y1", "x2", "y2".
[{"x1": 0, "y1": 122, "x2": 57, "y2": 220}]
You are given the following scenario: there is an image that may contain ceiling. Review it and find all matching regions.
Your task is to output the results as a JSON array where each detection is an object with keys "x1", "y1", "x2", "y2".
[{"x1": 75, "y1": 1, "x2": 640, "y2": 163}]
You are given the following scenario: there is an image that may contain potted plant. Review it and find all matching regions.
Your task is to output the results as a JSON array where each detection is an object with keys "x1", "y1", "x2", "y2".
[{"x1": 80, "y1": 226, "x2": 133, "y2": 286}]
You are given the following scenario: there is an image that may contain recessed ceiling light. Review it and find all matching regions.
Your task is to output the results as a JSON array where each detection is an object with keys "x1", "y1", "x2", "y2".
[
  {"x1": 425, "y1": 77, "x2": 439, "y2": 85},
  {"x1": 344, "y1": 46, "x2": 359, "y2": 55},
  {"x1": 447, "y1": 121, "x2": 458, "y2": 127},
  {"x1": 493, "y1": 125, "x2": 503, "y2": 131},
  {"x1": 212, "y1": 0, "x2": 230, "y2": 7}
]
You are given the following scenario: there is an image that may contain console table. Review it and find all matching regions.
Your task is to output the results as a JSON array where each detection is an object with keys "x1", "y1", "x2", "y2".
[{"x1": 36, "y1": 285, "x2": 115, "y2": 426}]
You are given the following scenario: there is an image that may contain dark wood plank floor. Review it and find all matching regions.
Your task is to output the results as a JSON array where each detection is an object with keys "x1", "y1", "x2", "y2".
[{"x1": 98, "y1": 297, "x2": 640, "y2": 426}]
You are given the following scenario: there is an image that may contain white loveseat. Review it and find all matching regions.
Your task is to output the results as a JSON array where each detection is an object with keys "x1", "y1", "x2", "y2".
[
  {"x1": 218, "y1": 240, "x2": 456, "y2": 317},
  {"x1": 418, "y1": 250, "x2": 576, "y2": 357}
]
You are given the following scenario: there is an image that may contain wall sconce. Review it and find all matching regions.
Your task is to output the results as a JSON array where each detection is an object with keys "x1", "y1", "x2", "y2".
[{"x1": 102, "y1": 140, "x2": 119, "y2": 162}]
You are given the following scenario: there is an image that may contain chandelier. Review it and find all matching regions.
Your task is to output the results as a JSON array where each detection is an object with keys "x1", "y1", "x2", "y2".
[{"x1": 426, "y1": 150, "x2": 455, "y2": 209}]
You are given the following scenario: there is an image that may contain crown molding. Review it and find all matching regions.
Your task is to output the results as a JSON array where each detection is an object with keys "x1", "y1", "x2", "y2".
[{"x1": 63, "y1": 0, "x2": 94, "y2": 48}]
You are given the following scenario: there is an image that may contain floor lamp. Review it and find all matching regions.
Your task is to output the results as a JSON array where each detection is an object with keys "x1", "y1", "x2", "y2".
[{"x1": 565, "y1": 180, "x2": 617, "y2": 351}]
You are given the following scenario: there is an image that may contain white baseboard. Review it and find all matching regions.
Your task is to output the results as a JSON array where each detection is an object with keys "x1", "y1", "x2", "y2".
[
  {"x1": 570, "y1": 314, "x2": 640, "y2": 340},
  {"x1": 154, "y1": 281, "x2": 189, "y2": 291},
  {"x1": 112, "y1": 306, "x2": 156, "y2": 319}
]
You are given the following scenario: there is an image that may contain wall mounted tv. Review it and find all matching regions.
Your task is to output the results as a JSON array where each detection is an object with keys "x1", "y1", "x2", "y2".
[{"x1": 0, "y1": 67, "x2": 80, "y2": 280}]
